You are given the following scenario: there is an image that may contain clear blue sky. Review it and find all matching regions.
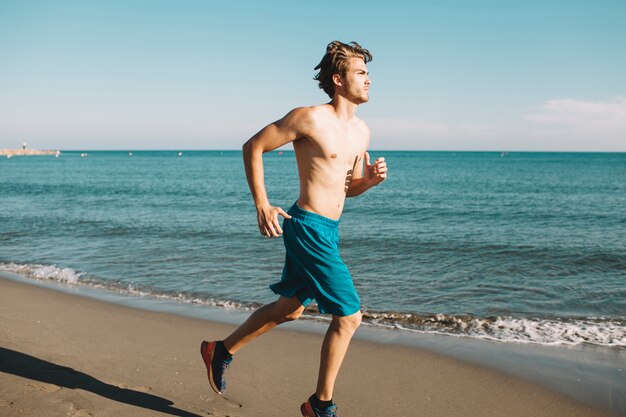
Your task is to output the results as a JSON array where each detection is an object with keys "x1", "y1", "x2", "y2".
[{"x1": 1, "y1": 0, "x2": 625, "y2": 151}]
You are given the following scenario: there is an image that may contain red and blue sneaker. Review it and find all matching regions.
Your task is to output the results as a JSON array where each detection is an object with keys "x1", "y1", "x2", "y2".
[
  {"x1": 301, "y1": 395, "x2": 338, "y2": 417},
  {"x1": 200, "y1": 340, "x2": 232, "y2": 395}
]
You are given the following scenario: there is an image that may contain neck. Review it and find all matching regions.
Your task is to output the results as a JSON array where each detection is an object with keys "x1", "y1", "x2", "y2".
[{"x1": 329, "y1": 94, "x2": 359, "y2": 121}]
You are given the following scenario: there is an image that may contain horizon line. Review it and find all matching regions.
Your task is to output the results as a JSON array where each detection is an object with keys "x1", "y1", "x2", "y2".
[{"x1": 3, "y1": 147, "x2": 626, "y2": 154}]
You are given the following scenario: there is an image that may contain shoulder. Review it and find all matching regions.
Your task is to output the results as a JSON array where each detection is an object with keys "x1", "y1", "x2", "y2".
[
  {"x1": 285, "y1": 104, "x2": 329, "y2": 122},
  {"x1": 279, "y1": 105, "x2": 329, "y2": 135}
]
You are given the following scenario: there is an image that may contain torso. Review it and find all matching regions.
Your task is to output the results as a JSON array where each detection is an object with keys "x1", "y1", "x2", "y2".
[{"x1": 293, "y1": 105, "x2": 369, "y2": 220}]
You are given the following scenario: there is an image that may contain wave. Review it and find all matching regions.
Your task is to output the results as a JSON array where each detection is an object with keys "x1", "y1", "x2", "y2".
[
  {"x1": 2, "y1": 262, "x2": 624, "y2": 348},
  {"x1": 0, "y1": 262, "x2": 262, "y2": 311},
  {"x1": 360, "y1": 311, "x2": 625, "y2": 347},
  {"x1": 2, "y1": 262, "x2": 83, "y2": 284}
]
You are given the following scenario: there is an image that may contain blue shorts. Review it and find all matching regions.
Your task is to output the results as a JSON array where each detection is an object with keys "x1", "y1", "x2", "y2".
[{"x1": 269, "y1": 203, "x2": 361, "y2": 317}]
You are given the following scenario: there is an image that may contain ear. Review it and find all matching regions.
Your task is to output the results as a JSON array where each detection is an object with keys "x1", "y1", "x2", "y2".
[{"x1": 332, "y1": 73, "x2": 343, "y2": 88}]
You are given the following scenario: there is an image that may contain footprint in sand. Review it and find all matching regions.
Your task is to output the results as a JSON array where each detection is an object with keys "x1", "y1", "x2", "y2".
[
  {"x1": 223, "y1": 397, "x2": 243, "y2": 409},
  {"x1": 199, "y1": 394, "x2": 242, "y2": 409},
  {"x1": 27, "y1": 382, "x2": 62, "y2": 393},
  {"x1": 68, "y1": 409, "x2": 93, "y2": 417}
]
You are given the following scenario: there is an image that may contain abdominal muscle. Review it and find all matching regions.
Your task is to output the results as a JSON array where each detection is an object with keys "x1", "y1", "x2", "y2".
[
  {"x1": 296, "y1": 177, "x2": 348, "y2": 220},
  {"x1": 292, "y1": 134, "x2": 359, "y2": 220}
]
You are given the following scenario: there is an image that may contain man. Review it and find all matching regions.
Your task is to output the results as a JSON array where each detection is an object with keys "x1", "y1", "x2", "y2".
[{"x1": 201, "y1": 40, "x2": 387, "y2": 417}]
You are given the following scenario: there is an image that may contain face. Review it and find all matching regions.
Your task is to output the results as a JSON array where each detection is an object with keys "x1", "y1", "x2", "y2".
[{"x1": 337, "y1": 57, "x2": 371, "y2": 104}]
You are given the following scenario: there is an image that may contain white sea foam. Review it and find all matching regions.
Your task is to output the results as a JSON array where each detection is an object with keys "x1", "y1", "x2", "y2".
[
  {"x1": 2, "y1": 262, "x2": 624, "y2": 347},
  {"x1": 364, "y1": 311, "x2": 626, "y2": 347},
  {"x1": 481, "y1": 316, "x2": 626, "y2": 346},
  {"x1": 0, "y1": 262, "x2": 81, "y2": 284}
]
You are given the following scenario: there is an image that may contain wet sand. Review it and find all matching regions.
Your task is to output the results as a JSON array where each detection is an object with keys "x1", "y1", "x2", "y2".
[{"x1": 0, "y1": 277, "x2": 616, "y2": 417}]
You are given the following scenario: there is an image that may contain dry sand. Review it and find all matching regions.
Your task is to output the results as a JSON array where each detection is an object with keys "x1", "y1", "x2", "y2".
[
  {"x1": 0, "y1": 277, "x2": 616, "y2": 417},
  {"x1": 0, "y1": 149, "x2": 58, "y2": 156}
]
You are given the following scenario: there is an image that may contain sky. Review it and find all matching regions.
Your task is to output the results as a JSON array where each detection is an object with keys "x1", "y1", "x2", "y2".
[{"x1": 1, "y1": 0, "x2": 625, "y2": 151}]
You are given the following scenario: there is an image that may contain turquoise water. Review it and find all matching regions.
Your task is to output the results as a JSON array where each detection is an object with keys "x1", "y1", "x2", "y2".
[{"x1": 1, "y1": 151, "x2": 625, "y2": 346}]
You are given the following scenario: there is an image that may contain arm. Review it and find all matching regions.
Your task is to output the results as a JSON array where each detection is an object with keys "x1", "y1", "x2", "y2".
[
  {"x1": 242, "y1": 108, "x2": 310, "y2": 237},
  {"x1": 346, "y1": 151, "x2": 387, "y2": 197}
]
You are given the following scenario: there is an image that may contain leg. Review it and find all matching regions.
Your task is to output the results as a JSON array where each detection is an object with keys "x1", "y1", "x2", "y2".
[
  {"x1": 202, "y1": 295, "x2": 304, "y2": 394},
  {"x1": 223, "y1": 295, "x2": 304, "y2": 354},
  {"x1": 315, "y1": 311, "x2": 362, "y2": 401}
]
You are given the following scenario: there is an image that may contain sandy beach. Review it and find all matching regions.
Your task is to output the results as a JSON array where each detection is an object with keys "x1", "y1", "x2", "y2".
[
  {"x1": 0, "y1": 149, "x2": 58, "y2": 156},
  {"x1": 0, "y1": 276, "x2": 617, "y2": 417}
]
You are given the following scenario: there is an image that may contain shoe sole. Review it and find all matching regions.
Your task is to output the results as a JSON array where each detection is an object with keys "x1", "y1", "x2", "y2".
[
  {"x1": 200, "y1": 340, "x2": 223, "y2": 395},
  {"x1": 300, "y1": 401, "x2": 314, "y2": 417}
]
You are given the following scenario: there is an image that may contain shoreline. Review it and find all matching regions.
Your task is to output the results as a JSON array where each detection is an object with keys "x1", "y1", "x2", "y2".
[
  {"x1": 0, "y1": 273, "x2": 621, "y2": 417},
  {"x1": 2, "y1": 262, "x2": 622, "y2": 348}
]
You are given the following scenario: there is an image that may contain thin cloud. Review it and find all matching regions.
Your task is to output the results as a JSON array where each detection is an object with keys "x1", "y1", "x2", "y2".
[{"x1": 526, "y1": 97, "x2": 626, "y2": 139}]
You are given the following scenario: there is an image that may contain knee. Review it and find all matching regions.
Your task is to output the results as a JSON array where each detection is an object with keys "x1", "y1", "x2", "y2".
[
  {"x1": 279, "y1": 308, "x2": 303, "y2": 323},
  {"x1": 272, "y1": 303, "x2": 303, "y2": 324},
  {"x1": 271, "y1": 297, "x2": 304, "y2": 324},
  {"x1": 336, "y1": 311, "x2": 362, "y2": 333},
  {"x1": 350, "y1": 311, "x2": 363, "y2": 329}
]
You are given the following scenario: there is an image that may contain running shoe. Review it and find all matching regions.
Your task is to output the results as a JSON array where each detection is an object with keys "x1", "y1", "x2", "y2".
[
  {"x1": 200, "y1": 340, "x2": 232, "y2": 394},
  {"x1": 301, "y1": 395, "x2": 338, "y2": 417}
]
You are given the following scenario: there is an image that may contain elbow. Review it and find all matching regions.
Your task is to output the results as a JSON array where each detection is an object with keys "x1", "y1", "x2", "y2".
[
  {"x1": 242, "y1": 139, "x2": 252, "y2": 155},
  {"x1": 243, "y1": 136, "x2": 268, "y2": 157},
  {"x1": 242, "y1": 138, "x2": 264, "y2": 164},
  {"x1": 242, "y1": 139, "x2": 257, "y2": 161}
]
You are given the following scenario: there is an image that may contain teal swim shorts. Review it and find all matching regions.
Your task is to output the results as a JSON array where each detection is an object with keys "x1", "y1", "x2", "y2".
[{"x1": 270, "y1": 202, "x2": 361, "y2": 317}]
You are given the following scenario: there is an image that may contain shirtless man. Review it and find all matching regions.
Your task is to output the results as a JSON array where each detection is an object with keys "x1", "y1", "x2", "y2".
[{"x1": 201, "y1": 41, "x2": 387, "y2": 417}]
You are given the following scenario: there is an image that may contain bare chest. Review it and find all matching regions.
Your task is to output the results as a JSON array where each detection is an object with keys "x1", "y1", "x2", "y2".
[{"x1": 313, "y1": 128, "x2": 365, "y2": 169}]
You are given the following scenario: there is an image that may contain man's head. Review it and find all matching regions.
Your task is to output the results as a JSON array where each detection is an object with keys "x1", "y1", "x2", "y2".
[{"x1": 314, "y1": 41, "x2": 372, "y2": 99}]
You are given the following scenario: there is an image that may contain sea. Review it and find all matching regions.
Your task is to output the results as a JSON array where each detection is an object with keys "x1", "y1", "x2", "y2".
[{"x1": 1, "y1": 150, "x2": 625, "y2": 348}]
